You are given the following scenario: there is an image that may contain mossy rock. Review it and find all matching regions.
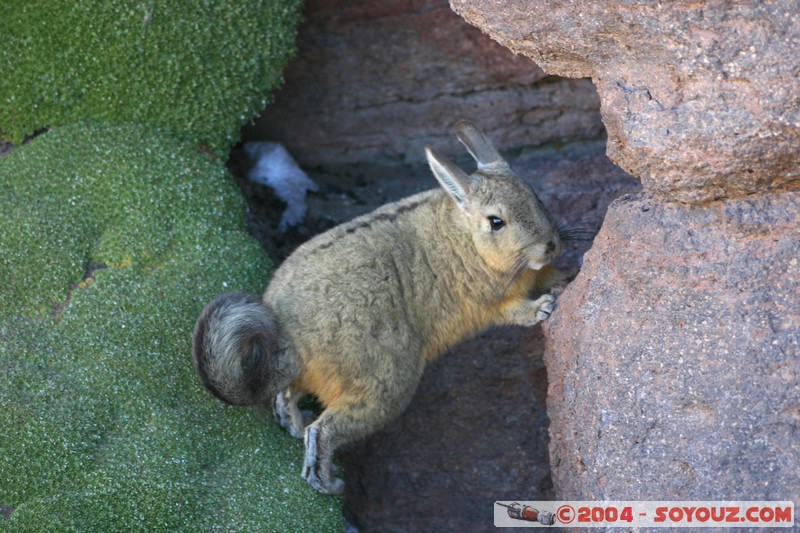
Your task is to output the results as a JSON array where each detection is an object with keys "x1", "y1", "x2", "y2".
[
  {"x1": 0, "y1": 0, "x2": 302, "y2": 151},
  {"x1": 0, "y1": 123, "x2": 343, "y2": 532}
]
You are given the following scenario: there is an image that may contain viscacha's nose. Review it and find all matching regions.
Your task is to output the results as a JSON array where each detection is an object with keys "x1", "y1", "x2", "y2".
[{"x1": 545, "y1": 240, "x2": 556, "y2": 254}]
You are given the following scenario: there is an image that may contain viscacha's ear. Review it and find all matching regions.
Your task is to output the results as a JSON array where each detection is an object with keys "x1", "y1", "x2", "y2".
[
  {"x1": 425, "y1": 145, "x2": 473, "y2": 211},
  {"x1": 454, "y1": 120, "x2": 506, "y2": 170}
]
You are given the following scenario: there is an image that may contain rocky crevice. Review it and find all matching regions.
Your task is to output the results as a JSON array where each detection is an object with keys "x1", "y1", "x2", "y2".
[
  {"x1": 236, "y1": 1, "x2": 646, "y2": 530},
  {"x1": 451, "y1": 0, "x2": 800, "y2": 511}
]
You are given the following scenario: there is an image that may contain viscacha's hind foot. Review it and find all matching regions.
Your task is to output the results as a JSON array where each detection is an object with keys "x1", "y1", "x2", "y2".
[{"x1": 302, "y1": 426, "x2": 344, "y2": 495}]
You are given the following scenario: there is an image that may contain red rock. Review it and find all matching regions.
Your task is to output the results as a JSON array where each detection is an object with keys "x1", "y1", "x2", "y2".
[
  {"x1": 544, "y1": 192, "x2": 800, "y2": 502},
  {"x1": 451, "y1": 0, "x2": 800, "y2": 203}
]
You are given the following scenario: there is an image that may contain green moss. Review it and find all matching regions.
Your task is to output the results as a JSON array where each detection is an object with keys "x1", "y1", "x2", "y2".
[
  {"x1": 0, "y1": 123, "x2": 343, "y2": 532},
  {"x1": 0, "y1": 0, "x2": 302, "y2": 151}
]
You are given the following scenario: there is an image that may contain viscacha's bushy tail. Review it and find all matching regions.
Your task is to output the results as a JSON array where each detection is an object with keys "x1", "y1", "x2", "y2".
[{"x1": 192, "y1": 292, "x2": 296, "y2": 405}]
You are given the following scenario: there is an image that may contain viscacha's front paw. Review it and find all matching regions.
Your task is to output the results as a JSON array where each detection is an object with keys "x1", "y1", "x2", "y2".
[{"x1": 534, "y1": 293, "x2": 556, "y2": 322}]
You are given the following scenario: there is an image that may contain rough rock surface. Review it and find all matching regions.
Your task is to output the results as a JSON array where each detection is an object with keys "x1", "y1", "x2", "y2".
[
  {"x1": 451, "y1": 0, "x2": 800, "y2": 203},
  {"x1": 244, "y1": 0, "x2": 604, "y2": 170},
  {"x1": 340, "y1": 325, "x2": 552, "y2": 533},
  {"x1": 544, "y1": 192, "x2": 800, "y2": 503}
]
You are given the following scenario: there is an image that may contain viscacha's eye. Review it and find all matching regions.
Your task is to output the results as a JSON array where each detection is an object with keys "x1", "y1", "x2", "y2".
[{"x1": 488, "y1": 215, "x2": 505, "y2": 231}]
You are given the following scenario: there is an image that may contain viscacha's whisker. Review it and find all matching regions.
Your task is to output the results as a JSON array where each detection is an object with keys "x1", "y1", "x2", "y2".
[
  {"x1": 498, "y1": 254, "x2": 529, "y2": 300},
  {"x1": 558, "y1": 224, "x2": 597, "y2": 241}
]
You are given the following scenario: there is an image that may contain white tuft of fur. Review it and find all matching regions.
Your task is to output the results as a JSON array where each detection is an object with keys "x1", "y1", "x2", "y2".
[{"x1": 244, "y1": 142, "x2": 318, "y2": 233}]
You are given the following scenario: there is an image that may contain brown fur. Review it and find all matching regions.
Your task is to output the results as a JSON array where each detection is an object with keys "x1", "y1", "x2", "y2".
[{"x1": 192, "y1": 121, "x2": 567, "y2": 494}]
